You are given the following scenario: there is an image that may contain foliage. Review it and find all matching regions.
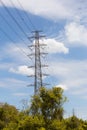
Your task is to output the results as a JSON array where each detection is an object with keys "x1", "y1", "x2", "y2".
[
  {"x1": 1, "y1": 87, "x2": 87, "y2": 130},
  {"x1": 65, "y1": 115, "x2": 84, "y2": 130},
  {"x1": 18, "y1": 115, "x2": 45, "y2": 130},
  {"x1": 30, "y1": 87, "x2": 67, "y2": 121},
  {"x1": 0, "y1": 103, "x2": 19, "y2": 130},
  {"x1": 47, "y1": 119, "x2": 66, "y2": 130}
]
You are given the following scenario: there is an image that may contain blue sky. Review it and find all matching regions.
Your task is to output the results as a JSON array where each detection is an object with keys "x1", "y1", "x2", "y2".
[{"x1": 0, "y1": 0, "x2": 87, "y2": 119}]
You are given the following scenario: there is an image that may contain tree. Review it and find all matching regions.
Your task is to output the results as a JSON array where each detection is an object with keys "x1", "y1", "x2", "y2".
[
  {"x1": 48, "y1": 119, "x2": 66, "y2": 130},
  {"x1": 30, "y1": 87, "x2": 67, "y2": 122},
  {"x1": 18, "y1": 115, "x2": 45, "y2": 130},
  {"x1": 0, "y1": 103, "x2": 19, "y2": 129},
  {"x1": 66, "y1": 115, "x2": 84, "y2": 130}
]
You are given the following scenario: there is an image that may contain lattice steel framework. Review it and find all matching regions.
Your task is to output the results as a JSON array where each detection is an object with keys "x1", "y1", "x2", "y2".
[{"x1": 28, "y1": 31, "x2": 48, "y2": 95}]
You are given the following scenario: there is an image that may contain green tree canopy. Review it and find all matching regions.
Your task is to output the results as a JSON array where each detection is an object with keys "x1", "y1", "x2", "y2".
[
  {"x1": 30, "y1": 87, "x2": 67, "y2": 121},
  {"x1": 66, "y1": 115, "x2": 84, "y2": 130},
  {"x1": 0, "y1": 103, "x2": 19, "y2": 130}
]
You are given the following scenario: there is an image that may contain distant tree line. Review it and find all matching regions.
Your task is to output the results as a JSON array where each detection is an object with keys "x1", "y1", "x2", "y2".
[{"x1": 0, "y1": 87, "x2": 87, "y2": 130}]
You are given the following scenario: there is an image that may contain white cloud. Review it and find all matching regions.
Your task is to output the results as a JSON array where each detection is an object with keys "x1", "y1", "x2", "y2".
[
  {"x1": 0, "y1": 43, "x2": 30, "y2": 64},
  {"x1": 1, "y1": 0, "x2": 71, "y2": 20},
  {"x1": 1, "y1": 0, "x2": 87, "y2": 21},
  {"x1": 13, "y1": 92, "x2": 28, "y2": 97},
  {"x1": 0, "y1": 78, "x2": 27, "y2": 89},
  {"x1": 55, "y1": 84, "x2": 68, "y2": 90},
  {"x1": 42, "y1": 39, "x2": 69, "y2": 54},
  {"x1": 65, "y1": 22, "x2": 87, "y2": 46},
  {"x1": 9, "y1": 65, "x2": 34, "y2": 76},
  {"x1": 49, "y1": 59, "x2": 87, "y2": 95},
  {"x1": 0, "y1": 63, "x2": 14, "y2": 70}
]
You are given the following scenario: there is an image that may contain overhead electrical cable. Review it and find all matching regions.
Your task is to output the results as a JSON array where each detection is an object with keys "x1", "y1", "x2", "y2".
[
  {"x1": 0, "y1": 26, "x2": 33, "y2": 63},
  {"x1": 0, "y1": 11, "x2": 29, "y2": 47},
  {"x1": 9, "y1": 0, "x2": 32, "y2": 32},
  {"x1": 0, "y1": 0, "x2": 32, "y2": 43},
  {"x1": 0, "y1": 27, "x2": 28, "y2": 58},
  {"x1": 17, "y1": 0, "x2": 36, "y2": 30}
]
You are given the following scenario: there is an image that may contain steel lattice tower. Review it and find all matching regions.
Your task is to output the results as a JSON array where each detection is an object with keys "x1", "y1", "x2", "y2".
[{"x1": 28, "y1": 31, "x2": 48, "y2": 95}]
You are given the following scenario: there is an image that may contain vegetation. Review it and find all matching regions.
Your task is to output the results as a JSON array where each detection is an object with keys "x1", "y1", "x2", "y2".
[{"x1": 0, "y1": 87, "x2": 87, "y2": 130}]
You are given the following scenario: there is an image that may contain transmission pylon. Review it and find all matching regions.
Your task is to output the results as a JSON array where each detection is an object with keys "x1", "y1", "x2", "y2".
[{"x1": 28, "y1": 31, "x2": 49, "y2": 95}]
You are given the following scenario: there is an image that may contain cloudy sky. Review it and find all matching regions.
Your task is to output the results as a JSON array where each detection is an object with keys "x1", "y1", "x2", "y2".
[{"x1": 0, "y1": 0, "x2": 87, "y2": 119}]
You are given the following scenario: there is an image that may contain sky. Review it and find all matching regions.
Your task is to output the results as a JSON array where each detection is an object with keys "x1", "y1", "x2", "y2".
[{"x1": 0, "y1": 0, "x2": 87, "y2": 119}]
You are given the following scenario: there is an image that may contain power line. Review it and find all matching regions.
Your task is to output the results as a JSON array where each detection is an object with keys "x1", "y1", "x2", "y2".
[
  {"x1": 17, "y1": 0, "x2": 36, "y2": 30},
  {"x1": 0, "y1": 7, "x2": 34, "y2": 63},
  {"x1": 0, "y1": 10, "x2": 28, "y2": 47},
  {"x1": 0, "y1": 0, "x2": 32, "y2": 43},
  {"x1": 9, "y1": 0, "x2": 32, "y2": 32},
  {"x1": 0, "y1": 26, "x2": 34, "y2": 66},
  {"x1": 0, "y1": 26, "x2": 28, "y2": 58}
]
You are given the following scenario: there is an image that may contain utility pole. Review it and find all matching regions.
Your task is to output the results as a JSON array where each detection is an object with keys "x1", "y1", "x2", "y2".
[{"x1": 28, "y1": 31, "x2": 49, "y2": 95}]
